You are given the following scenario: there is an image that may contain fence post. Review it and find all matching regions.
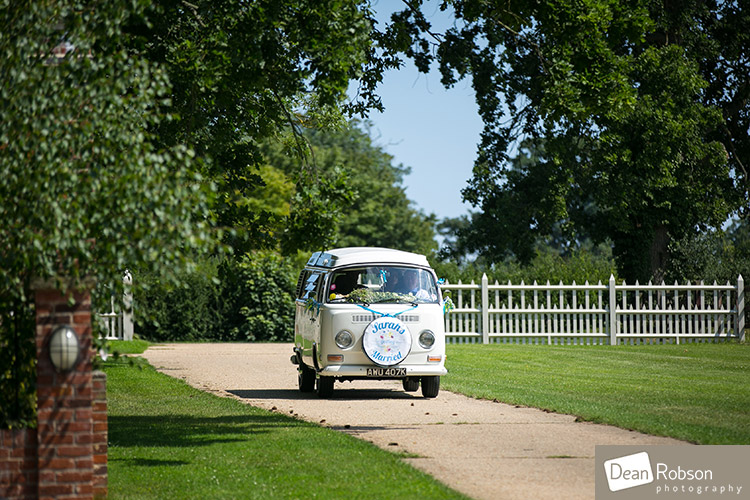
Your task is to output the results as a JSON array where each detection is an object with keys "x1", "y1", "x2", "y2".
[
  {"x1": 122, "y1": 271, "x2": 134, "y2": 341},
  {"x1": 481, "y1": 273, "x2": 489, "y2": 344},
  {"x1": 608, "y1": 274, "x2": 617, "y2": 345},
  {"x1": 737, "y1": 275, "x2": 745, "y2": 342}
]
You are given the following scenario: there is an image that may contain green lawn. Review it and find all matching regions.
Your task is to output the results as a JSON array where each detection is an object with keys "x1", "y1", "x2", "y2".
[
  {"x1": 108, "y1": 339, "x2": 151, "y2": 355},
  {"x1": 104, "y1": 340, "x2": 748, "y2": 498},
  {"x1": 103, "y1": 355, "x2": 467, "y2": 500},
  {"x1": 442, "y1": 342, "x2": 750, "y2": 444}
]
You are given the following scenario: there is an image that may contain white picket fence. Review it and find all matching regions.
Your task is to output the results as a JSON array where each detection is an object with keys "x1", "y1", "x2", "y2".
[
  {"x1": 97, "y1": 272, "x2": 134, "y2": 341},
  {"x1": 441, "y1": 275, "x2": 745, "y2": 345}
]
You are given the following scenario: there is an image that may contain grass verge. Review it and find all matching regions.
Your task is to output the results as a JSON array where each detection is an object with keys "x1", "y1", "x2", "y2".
[
  {"x1": 103, "y1": 357, "x2": 467, "y2": 500},
  {"x1": 107, "y1": 339, "x2": 150, "y2": 355},
  {"x1": 442, "y1": 342, "x2": 750, "y2": 444}
]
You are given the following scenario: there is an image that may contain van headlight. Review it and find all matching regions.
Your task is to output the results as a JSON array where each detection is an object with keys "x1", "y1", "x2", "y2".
[
  {"x1": 335, "y1": 330, "x2": 354, "y2": 349},
  {"x1": 418, "y1": 330, "x2": 435, "y2": 349}
]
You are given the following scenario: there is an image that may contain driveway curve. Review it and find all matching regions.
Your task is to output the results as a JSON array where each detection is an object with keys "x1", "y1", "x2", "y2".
[{"x1": 142, "y1": 343, "x2": 685, "y2": 500}]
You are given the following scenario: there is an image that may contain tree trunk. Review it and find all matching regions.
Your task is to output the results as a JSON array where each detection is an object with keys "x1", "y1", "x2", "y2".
[{"x1": 650, "y1": 224, "x2": 669, "y2": 282}]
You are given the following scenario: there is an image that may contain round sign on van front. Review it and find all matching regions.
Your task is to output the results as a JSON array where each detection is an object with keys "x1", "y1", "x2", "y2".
[{"x1": 362, "y1": 316, "x2": 412, "y2": 366}]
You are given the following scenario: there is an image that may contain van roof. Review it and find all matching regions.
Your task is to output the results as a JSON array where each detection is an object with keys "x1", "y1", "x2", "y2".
[{"x1": 306, "y1": 247, "x2": 430, "y2": 269}]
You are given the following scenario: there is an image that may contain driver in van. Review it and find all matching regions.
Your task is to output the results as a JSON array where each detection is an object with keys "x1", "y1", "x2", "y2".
[{"x1": 399, "y1": 271, "x2": 430, "y2": 300}]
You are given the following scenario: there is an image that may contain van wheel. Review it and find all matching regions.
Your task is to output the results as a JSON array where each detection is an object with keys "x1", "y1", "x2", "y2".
[
  {"x1": 316, "y1": 376, "x2": 334, "y2": 398},
  {"x1": 421, "y1": 376, "x2": 440, "y2": 398},
  {"x1": 402, "y1": 377, "x2": 420, "y2": 392},
  {"x1": 298, "y1": 365, "x2": 315, "y2": 392}
]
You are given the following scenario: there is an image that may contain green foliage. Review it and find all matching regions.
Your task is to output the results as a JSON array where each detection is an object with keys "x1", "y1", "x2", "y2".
[
  {"x1": 235, "y1": 252, "x2": 297, "y2": 342},
  {"x1": 0, "y1": 0, "x2": 216, "y2": 428},
  {"x1": 308, "y1": 123, "x2": 438, "y2": 255},
  {"x1": 434, "y1": 244, "x2": 617, "y2": 286},
  {"x1": 345, "y1": 289, "x2": 413, "y2": 304},
  {"x1": 281, "y1": 166, "x2": 357, "y2": 254},
  {"x1": 384, "y1": 1, "x2": 749, "y2": 281},
  {"x1": 136, "y1": 252, "x2": 297, "y2": 342},
  {"x1": 260, "y1": 122, "x2": 439, "y2": 255},
  {"x1": 665, "y1": 219, "x2": 750, "y2": 325},
  {"x1": 126, "y1": 0, "x2": 394, "y2": 255},
  {"x1": 136, "y1": 264, "x2": 224, "y2": 342},
  {"x1": 666, "y1": 220, "x2": 750, "y2": 284},
  {"x1": 0, "y1": 297, "x2": 36, "y2": 429}
]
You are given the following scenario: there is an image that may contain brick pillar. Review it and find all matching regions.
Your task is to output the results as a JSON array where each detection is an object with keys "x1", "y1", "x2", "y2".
[{"x1": 34, "y1": 284, "x2": 95, "y2": 500}]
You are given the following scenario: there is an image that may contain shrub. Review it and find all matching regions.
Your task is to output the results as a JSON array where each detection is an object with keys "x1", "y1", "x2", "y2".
[
  {"x1": 136, "y1": 265, "x2": 223, "y2": 341},
  {"x1": 233, "y1": 253, "x2": 296, "y2": 342},
  {"x1": 135, "y1": 252, "x2": 297, "y2": 342},
  {"x1": 0, "y1": 297, "x2": 36, "y2": 429}
]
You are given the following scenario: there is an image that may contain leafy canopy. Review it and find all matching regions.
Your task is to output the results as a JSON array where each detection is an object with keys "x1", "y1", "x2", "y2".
[
  {"x1": 0, "y1": 0, "x2": 217, "y2": 295},
  {"x1": 125, "y1": 0, "x2": 399, "y2": 254},
  {"x1": 258, "y1": 122, "x2": 438, "y2": 255},
  {"x1": 381, "y1": 0, "x2": 749, "y2": 281}
]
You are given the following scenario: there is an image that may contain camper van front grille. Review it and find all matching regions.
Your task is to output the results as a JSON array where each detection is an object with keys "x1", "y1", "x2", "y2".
[{"x1": 352, "y1": 314, "x2": 419, "y2": 323}]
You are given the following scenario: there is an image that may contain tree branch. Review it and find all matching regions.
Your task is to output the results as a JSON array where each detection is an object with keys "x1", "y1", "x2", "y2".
[
  {"x1": 271, "y1": 91, "x2": 316, "y2": 171},
  {"x1": 181, "y1": 1, "x2": 206, "y2": 28},
  {"x1": 401, "y1": 0, "x2": 444, "y2": 44}
]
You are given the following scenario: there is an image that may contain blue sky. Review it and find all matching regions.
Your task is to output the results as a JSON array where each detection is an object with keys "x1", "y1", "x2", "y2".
[{"x1": 360, "y1": 0, "x2": 484, "y2": 222}]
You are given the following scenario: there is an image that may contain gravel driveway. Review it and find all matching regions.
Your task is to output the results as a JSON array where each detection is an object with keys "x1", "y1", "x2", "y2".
[{"x1": 142, "y1": 343, "x2": 685, "y2": 500}]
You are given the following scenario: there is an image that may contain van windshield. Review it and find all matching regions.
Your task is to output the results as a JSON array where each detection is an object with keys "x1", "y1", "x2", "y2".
[{"x1": 327, "y1": 266, "x2": 439, "y2": 304}]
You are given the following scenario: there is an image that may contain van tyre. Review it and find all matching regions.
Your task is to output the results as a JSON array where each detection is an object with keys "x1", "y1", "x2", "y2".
[
  {"x1": 402, "y1": 377, "x2": 420, "y2": 392},
  {"x1": 316, "y1": 376, "x2": 334, "y2": 398},
  {"x1": 421, "y1": 376, "x2": 440, "y2": 398},
  {"x1": 298, "y1": 365, "x2": 315, "y2": 392}
]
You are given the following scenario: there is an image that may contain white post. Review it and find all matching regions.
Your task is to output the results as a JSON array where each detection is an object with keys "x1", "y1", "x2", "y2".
[
  {"x1": 608, "y1": 274, "x2": 617, "y2": 345},
  {"x1": 481, "y1": 273, "x2": 489, "y2": 344},
  {"x1": 122, "y1": 270, "x2": 134, "y2": 341},
  {"x1": 737, "y1": 275, "x2": 745, "y2": 342}
]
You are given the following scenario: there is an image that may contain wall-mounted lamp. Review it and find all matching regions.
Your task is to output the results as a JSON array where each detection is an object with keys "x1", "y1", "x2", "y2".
[{"x1": 48, "y1": 325, "x2": 80, "y2": 372}]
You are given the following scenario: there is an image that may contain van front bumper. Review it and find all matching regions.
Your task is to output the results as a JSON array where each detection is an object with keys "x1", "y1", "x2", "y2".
[{"x1": 319, "y1": 364, "x2": 447, "y2": 378}]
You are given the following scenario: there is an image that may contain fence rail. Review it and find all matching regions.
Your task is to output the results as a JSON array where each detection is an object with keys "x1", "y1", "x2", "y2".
[{"x1": 441, "y1": 275, "x2": 745, "y2": 345}]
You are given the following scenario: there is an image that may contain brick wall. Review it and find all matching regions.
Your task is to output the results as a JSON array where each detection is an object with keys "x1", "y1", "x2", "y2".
[
  {"x1": 0, "y1": 428, "x2": 38, "y2": 499},
  {"x1": 0, "y1": 282, "x2": 107, "y2": 499},
  {"x1": 92, "y1": 371, "x2": 107, "y2": 498}
]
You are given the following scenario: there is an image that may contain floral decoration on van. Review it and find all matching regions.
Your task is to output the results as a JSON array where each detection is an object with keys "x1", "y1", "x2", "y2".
[
  {"x1": 344, "y1": 288, "x2": 416, "y2": 305},
  {"x1": 304, "y1": 297, "x2": 320, "y2": 316}
]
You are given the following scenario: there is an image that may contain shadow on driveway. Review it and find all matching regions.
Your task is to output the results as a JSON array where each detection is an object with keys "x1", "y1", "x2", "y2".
[{"x1": 226, "y1": 387, "x2": 421, "y2": 401}]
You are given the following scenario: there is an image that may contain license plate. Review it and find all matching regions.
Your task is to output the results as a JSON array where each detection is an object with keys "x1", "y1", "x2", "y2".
[{"x1": 366, "y1": 367, "x2": 406, "y2": 377}]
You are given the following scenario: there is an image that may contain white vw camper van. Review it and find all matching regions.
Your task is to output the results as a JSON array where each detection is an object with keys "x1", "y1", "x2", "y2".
[{"x1": 291, "y1": 247, "x2": 448, "y2": 398}]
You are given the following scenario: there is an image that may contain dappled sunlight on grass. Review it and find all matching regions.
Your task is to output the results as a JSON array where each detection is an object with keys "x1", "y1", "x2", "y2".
[{"x1": 104, "y1": 359, "x2": 468, "y2": 500}]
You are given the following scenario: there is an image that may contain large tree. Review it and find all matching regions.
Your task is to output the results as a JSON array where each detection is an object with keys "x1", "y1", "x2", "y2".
[
  {"x1": 125, "y1": 0, "x2": 395, "y2": 254},
  {"x1": 382, "y1": 0, "x2": 749, "y2": 281},
  {"x1": 1, "y1": 0, "x2": 216, "y2": 427},
  {"x1": 255, "y1": 122, "x2": 438, "y2": 255}
]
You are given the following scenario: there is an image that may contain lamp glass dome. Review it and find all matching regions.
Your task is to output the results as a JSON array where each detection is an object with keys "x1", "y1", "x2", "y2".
[{"x1": 49, "y1": 325, "x2": 80, "y2": 371}]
